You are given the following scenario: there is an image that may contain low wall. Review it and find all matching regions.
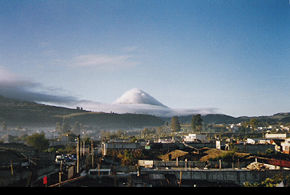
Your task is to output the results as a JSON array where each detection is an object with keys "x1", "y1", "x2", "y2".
[
  {"x1": 141, "y1": 168, "x2": 290, "y2": 186},
  {"x1": 139, "y1": 160, "x2": 249, "y2": 169}
]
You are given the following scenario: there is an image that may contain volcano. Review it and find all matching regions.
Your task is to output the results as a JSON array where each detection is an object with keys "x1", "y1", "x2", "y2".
[
  {"x1": 113, "y1": 88, "x2": 167, "y2": 107},
  {"x1": 74, "y1": 88, "x2": 216, "y2": 117}
]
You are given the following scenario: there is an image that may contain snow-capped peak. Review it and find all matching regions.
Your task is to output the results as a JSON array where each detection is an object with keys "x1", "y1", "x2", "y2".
[{"x1": 113, "y1": 88, "x2": 167, "y2": 107}]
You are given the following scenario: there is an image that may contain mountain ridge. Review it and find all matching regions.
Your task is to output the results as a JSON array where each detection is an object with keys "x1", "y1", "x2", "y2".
[
  {"x1": 0, "y1": 95, "x2": 289, "y2": 129},
  {"x1": 0, "y1": 95, "x2": 164, "y2": 130}
]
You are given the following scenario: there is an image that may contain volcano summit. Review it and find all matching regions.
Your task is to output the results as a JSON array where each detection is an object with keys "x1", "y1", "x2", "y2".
[
  {"x1": 113, "y1": 88, "x2": 167, "y2": 107},
  {"x1": 74, "y1": 88, "x2": 216, "y2": 117}
]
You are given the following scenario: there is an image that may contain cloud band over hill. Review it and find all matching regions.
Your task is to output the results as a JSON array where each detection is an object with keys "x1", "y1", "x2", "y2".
[
  {"x1": 0, "y1": 66, "x2": 217, "y2": 117},
  {"x1": 0, "y1": 66, "x2": 79, "y2": 104},
  {"x1": 73, "y1": 89, "x2": 218, "y2": 117},
  {"x1": 76, "y1": 101, "x2": 218, "y2": 117}
]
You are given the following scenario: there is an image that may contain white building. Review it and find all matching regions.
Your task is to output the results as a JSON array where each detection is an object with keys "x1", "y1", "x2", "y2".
[
  {"x1": 216, "y1": 140, "x2": 221, "y2": 150},
  {"x1": 229, "y1": 124, "x2": 239, "y2": 133},
  {"x1": 281, "y1": 138, "x2": 290, "y2": 154},
  {"x1": 183, "y1": 134, "x2": 208, "y2": 143},
  {"x1": 280, "y1": 125, "x2": 290, "y2": 131},
  {"x1": 156, "y1": 137, "x2": 175, "y2": 143},
  {"x1": 246, "y1": 138, "x2": 256, "y2": 144},
  {"x1": 265, "y1": 133, "x2": 288, "y2": 140},
  {"x1": 258, "y1": 139, "x2": 271, "y2": 144}
]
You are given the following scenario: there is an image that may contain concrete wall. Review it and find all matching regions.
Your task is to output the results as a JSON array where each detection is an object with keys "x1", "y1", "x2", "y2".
[
  {"x1": 139, "y1": 160, "x2": 249, "y2": 169},
  {"x1": 141, "y1": 169, "x2": 290, "y2": 186},
  {"x1": 234, "y1": 144, "x2": 275, "y2": 154},
  {"x1": 102, "y1": 142, "x2": 141, "y2": 155}
]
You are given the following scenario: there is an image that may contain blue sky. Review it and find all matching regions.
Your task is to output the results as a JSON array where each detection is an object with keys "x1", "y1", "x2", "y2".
[{"x1": 0, "y1": 0, "x2": 289, "y2": 117}]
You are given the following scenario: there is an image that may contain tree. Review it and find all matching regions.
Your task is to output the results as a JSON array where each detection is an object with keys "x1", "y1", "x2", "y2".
[
  {"x1": 76, "y1": 106, "x2": 83, "y2": 111},
  {"x1": 100, "y1": 130, "x2": 111, "y2": 141},
  {"x1": 67, "y1": 132, "x2": 78, "y2": 142},
  {"x1": 72, "y1": 121, "x2": 81, "y2": 134},
  {"x1": 26, "y1": 133, "x2": 49, "y2": 151},
  {"x1": 157, "y1": 127, "x2": 163, "y2": 138},
  {"x1": 244, "y1": 174, "x2": 290, "y2": 187},
  {"x1": 191, "y1": 114, "x2": 203, "y2": 133},
  {"x1": 116, "y1": 130, "x2": 124, "y2": 138},
  {"x1": 240, "y1": 121, "x2": 250, "y2": 136},
  {"x1": 129, "y1": 136, "x2": 137, "y2": 143},
  {"x1": 249, "y1": 118, "x2": 259, "y2": 131},
  {"x1": 55, "y1": 122, "x2": 62, "y2": 132},
  {"x1": 1, "y1": 121, "x2": 7, "y2": 131},
  {"x1": 141, "y1": 128, "x2": 150, "y2": 138},
  {"x1": 61, "y1": 121, "x2": 71, "y2": 133},
  {"x1": 117, "y1": 149, "x2": 139, "y2": 166},
  {"x1": 171, "y1": 116, "x2": 181, "y2": 132}
]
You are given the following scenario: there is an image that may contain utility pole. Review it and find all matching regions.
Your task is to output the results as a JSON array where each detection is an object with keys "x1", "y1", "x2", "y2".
[
  {"x1": 179, "y1": 171, "x2": 182, "y2": 187},
  {"x1": 91, "y1": 139, "x2": 94, "y2": 168},
  {"x1": 98, "y1": 163, "x2": 100, "y2": 176},
  {"x1": 76, "y1": 135, "x2": 80, "y2": 174},
  {"x1": 59, "y1": 160, "x2": 63, "y2": 187},
  {"x1": 10, "y1": 160, "x2": 14, "y2": 176},
  {"x1": 83, "y1": 140, "x2": 86, "y2": 156},
  {"x1": 58, "y1": 172, "x2": 62, "y2": 187},
  {"x1": 80, "y1": 141, "x2": 83, "y2": 158}
]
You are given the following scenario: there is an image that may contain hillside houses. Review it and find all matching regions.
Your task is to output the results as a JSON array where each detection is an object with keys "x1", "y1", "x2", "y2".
[{"x1": 263, "y1": 133, "x2": 290, "y2": 154}]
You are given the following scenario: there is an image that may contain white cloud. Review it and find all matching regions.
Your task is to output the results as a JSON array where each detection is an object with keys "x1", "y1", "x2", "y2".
[
  {"x1": 59, "y1": 87, "x2": 218, "y2": 117},
  {"x1": 0, "y1": 66, "x2": 78, "y2": 104},
  {"x1": 74, "y1": 100, "x2": 217, "y2": 117},
  {"x1": 0, "y1": 67, "x2": 217, "y2": 117},
  {"x1": 0, "y1": 66, "x2": 19, "y2": 83},
  {"x1": 71, "y1": 54, "x2": 138, "y2": 70}
]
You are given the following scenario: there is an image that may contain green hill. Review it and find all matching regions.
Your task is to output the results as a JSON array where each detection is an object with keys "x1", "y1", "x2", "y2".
[
  {"x1": 161, "y1": 114, "x2": 237, "y2": 124},
  {"x1": 0, "y1": 95, "x2": 84, "y2": 126},
  {"x1": 56, "y1": 112, "x2": 165, "y2": 130},
  {"x1": 162, "y1": 113, "x2": 290, "y2": 125},
  {"x1": 0, "y1": 96, "x2": 164, "y2": 129},
  {"x1": 0, "y1": 95, "x2": 289, "y2": 130}
]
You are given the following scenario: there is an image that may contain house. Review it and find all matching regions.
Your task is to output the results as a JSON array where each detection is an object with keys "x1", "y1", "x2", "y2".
[
  {"x1": 229, "y1": 124, "x2": 239, "y2": 133},
  {"x1": 246, "y1": 138, "x2": 257, "y2": 145},
  {"x1": 265, "y1": 133, "x2": 288, "y2": 140},
  {"x1": 281, "y1": 138, "x2": 290, "y2": 154},
  {"x1": 216, "y1": 140, "x2": 221, "y2": 150},
  {"x1": 138, "y1": 160, "x2": 154, "y2": 168},
  {"x1": 258, "y1": 139, "x2": 271, "y2": 144},
  {"x1": 183, "y1": 134, "x2": 208, "y2": 143},
  {"x1": 156, "y1": 137, "x2": 175, "y2": 143},
  {"x1": 246, "y1": 138, "x2": 271, "y2": 145},
  {"x1": 101, "y1": 142, "x2": 141, "y2": 156},
  {"x1": 280, "y1": 125, "x2": 290, "y2": 131}
]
